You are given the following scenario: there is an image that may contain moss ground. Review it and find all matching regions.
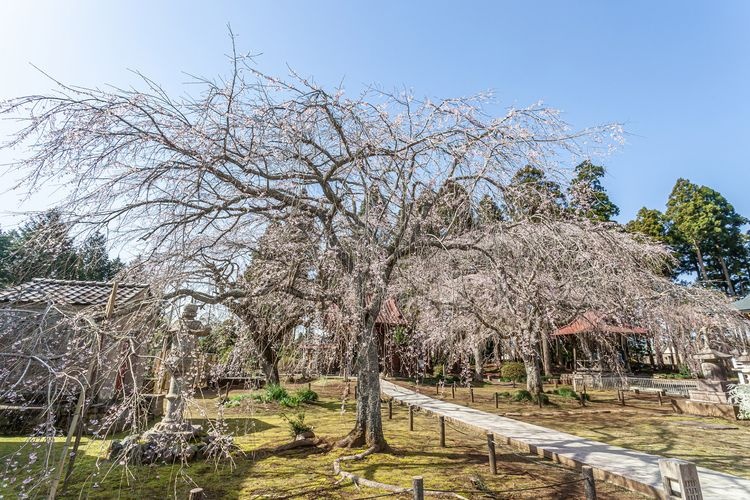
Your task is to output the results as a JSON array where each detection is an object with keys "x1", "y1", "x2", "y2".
[
  {"x1": 404, "y1": 378, "x2": 750, "y2": 478},
  {"x1": 0, "y1": 379, "x2": 638, "y2": 499}
]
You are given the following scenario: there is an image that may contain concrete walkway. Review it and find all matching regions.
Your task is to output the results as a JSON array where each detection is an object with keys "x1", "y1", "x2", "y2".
[{"x1": 380, "y1": 379, "x2": 750, "y2": 499}]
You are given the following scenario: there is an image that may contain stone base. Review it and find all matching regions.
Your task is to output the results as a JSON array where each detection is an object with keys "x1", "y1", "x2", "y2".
[
  {"x1": 109, "y1": 423, "x2": 235, "y2": 464},
  {"x1": 688, "y1": 380, "x2": 733, "y2": 405},
  {"x1": 671, "y1": 398, "x2": 739, "y2": 420}
]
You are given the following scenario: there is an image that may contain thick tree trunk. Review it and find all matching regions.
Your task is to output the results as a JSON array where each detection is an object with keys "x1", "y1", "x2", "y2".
[
  {"x1": 522, "y1": 352, "x2": 542, "y2": 395},
  {"x1": 472, "y1": 342, "x2": 484, "y2": 383},
  {"x1": 339, "y1": 311, "x2": 387, "y2": 450},
  {"x1": 260, "y1": 349, "x2": 280, "y2": 385}
]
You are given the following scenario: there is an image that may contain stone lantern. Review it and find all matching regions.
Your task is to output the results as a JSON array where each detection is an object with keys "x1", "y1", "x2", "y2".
[
  {"x1": 150, "y1": 304, "x2": 210, "y2": 435},
  {"x1": 688, "y1": 341, "x2": 733, "y2": 405}
]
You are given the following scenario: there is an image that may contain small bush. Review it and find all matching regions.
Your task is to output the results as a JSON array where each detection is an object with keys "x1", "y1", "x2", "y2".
[
  {"x1": 280, "y1": 395, "x2": 300, "y2": 408},
  {"x1": 553, "y1": 387, "x2": 590, "y2": 401},
  {"x1": 283, "y1": 412, "x2": 312, "y2": 438},
  {"x1": 500, "y1": 362, "x2": 526, "y2": 382},
  {"x1": 295, "y1": 388, "x2": 319, "y2": 403},
  {"x1": 512, "y1": 389, "x2": 533, "y2": 402},
  {"x1": 497, "y1": 391, "x2": 511, "y2": 398},
  {"x1": 554, "y1": 387, "x2": 578, "y2": 399},
  {"x1": 264, "y1": 384, "x2": 289, "y2": 401}
]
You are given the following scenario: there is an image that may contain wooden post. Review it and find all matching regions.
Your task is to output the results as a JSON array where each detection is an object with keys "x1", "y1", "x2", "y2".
[
  {"x1": 388, "y1": 399, "x2": 393, "y2": 420},
  {"x1": 189, "y1": 488, "x2": 205, "y2": 500},
  {"x1": 439, "y1": 416, "x2": 446, "y2": 447},
  {"x1": 579, "y1": 392, "x2": 585, "y2": 407},
  {"x1": 512, "y1": 380, "x2": 516, "y2": 389},
  {"x1": 658, "y1": 391, "x2": 663, "y2": 406},
  {"x1": 412, "y1": 476, "x2": 424, "y2": 500},
  {"x1": 451, "y1": 383, "x2": 455, "y2": 399},
  {"x1": 354, "y1": 384, "x2": 357, "y2": 399},
  {"x1": 436, "y1": 381, "x2": 440, "y2": 395},
  {"x1": 494, "y1": 392, "x2": 499, "y2": 408},
  {"x1": 581, "y1": 466, "x2": 597, "y2": 500},
  {"x1": 659, "y1": 459, "x2": 702, "y2": 500},
  {"x1": 307, "y1": 382, "x2": 311, "y2": 391},
  {"x1": 409, "y1": 405, "x2": 414, "y2": 431},
  {"x1": 538, "y1": 389, "x2": 543, "y2": 409},
  {"x1": 470, "y1": 386, "x2": 474, "y2": 403},
  {"x1": 486, "y1": 433, "x2": 497, "y2": 475}
]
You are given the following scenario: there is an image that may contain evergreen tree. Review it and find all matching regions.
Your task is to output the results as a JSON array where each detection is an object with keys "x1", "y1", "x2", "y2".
[
  {"x1": 665, "y1": 178, "x2": 748, "y2": 294},
  {"x1": 0, "y1": 228, "x2": 17, "y2": 286},
  {"x1": 505, "y1": 165, "x2": 566, "y2": 220},
  {"x1": 6, "y1": 209, "x2": 80, "y2": 284},
  {"x1": 476, "y1": 194, "x2": 503, "y2": 224},
  {"x1": 568, "y1": 161, "x2": 620, "y2": 222},
  {"x1": 625, "y1": 207, "x2": 668, "y2": 242},
  {"x1": 77, "y1": 231, "x2": 123, "y2": 281}
]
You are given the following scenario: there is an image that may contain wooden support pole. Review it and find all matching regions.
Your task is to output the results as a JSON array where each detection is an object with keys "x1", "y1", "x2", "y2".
[
  {"x1": 582, "y1": 466, "x2": 597, "y2": 500},
  {"x1": 307, "y1": 382, "x2": 311, "y2": 391},
  {"x1": 579, "y1": 392, "x2": 586, "y2": 407},
  {"x1": 658, "y1": 392, "x2": 663, "y2": 406},
  {"x1": 439, "y1": 416, "x2": 446, "y2": 447},
  {"x1": 470, "y1": 386, "x2": 474, "y2": 403},
  {"x1": 409, "y1": 405, "x2": 414, "y2": 431},
  {"x1": 436, "y1": 381, "x2": 440, "y2": 395},
  {"x1": 354, "y1": 384, "x2": 357, "y2": 399},
  {"x1": 495, "y1": 392, "x2": 499, "y2": 409},
  {"x1": 388, "y1": 399, "x2": 393, "y2": 420},
  {"x1": 412, "y1": 476, "x2": 424, "y2": 500},
  {"x1": 189, "y1": 488, "x2": 206, "y2": 500},
  {"x1": 451, "y1": 383, "x2": 455, "y2": 399},
  {"x1": 486, "y1": 433, "x2": 497, "y2": 475}
]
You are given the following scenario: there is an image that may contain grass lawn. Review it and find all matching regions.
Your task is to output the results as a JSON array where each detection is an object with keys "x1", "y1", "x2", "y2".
[
  {"x1": 0, "y1": 379, "x2": 635, "y2": 499},
  {"x1": 399, "y1": 377, "x2": 750, "y2": 479}
]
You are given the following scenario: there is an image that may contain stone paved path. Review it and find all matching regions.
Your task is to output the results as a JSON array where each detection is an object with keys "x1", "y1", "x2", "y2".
[{"x1": 381, "y1": 379, "x2": 750, "y2": 499}]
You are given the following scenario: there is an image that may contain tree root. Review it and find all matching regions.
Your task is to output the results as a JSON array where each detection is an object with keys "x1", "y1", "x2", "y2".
[{"x1": 332, "y1": 446, "x2": 467, "y2": 499}]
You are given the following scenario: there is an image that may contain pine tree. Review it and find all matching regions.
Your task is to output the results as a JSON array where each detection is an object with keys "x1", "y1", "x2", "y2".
[{"x1": 77, "y1": 232, "x2": 123, "y2": 281}]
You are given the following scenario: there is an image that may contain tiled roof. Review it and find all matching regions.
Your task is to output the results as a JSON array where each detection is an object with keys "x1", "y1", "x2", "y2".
[
  {"x1": 0, "y1": 278, "x2": 149, "y2": 307},
  {"x1": 376, "y1": 298, "x2": 408, "y2": 326},
  {"x1": 552, "y1": 311, "x2": 648, "y2": 336}
]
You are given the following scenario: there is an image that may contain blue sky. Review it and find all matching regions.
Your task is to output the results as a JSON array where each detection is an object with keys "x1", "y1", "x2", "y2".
[{"x1": 1, "y1": 1, "x2": 748, "y2": 227}]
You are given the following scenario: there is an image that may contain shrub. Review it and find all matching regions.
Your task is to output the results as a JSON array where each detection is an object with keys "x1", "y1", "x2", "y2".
[
  {"x1": 264, "y1": 384, "x2": 289, "y2": 401},
  {"x1": 512, "y1": 389, "x2": 533, "y2": 402},
  {"x1": 554, "y1": 387, "x2": 578, "y2": 399},
  {"x1": 500, "y1": 362, "x2": 526, "y2": 382},
  {"x1": 497, "y1": 391, "x2": 511, "y2": 398},
  {"x1": 295, "y1": 388, "x2": 319, "y2": 403},
  {"x1": 280, "y1": 395, "x2": 300, "y2": 408},
  {"x1": 283, "y1": 412, "x2": 312, "y2": 438},
  {"x1": 553, "y1": 388, "x2": 589, "y2": 401}
]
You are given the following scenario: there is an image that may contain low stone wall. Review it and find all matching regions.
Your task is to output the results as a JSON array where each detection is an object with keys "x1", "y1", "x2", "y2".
[{"x1": 670, "y1": 398, "x2": 739, "y2": 420}]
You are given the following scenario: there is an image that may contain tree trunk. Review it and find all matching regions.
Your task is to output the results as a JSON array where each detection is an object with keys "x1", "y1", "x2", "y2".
[
  {"x1": 522, "y1": 352, "x2": 542, "y2": 395},
  {"x1": 339, "y1": 311, "x2": 387, "y2": 450},
  {"x1": 717, "y1": 252, "x2": 736, "y2": 296},
  {"x1": 472, "y1": 342, "x2": 484, "y2": 383},
  {"x1": 541, "y1": 334, "x2": 552, "y2": 376},
  {"x1": 260, "y1": 349, "x2": 280, "y2": 385},
  {"x1": 694, "y1": 244, "x2": 709, "y2": 282}
]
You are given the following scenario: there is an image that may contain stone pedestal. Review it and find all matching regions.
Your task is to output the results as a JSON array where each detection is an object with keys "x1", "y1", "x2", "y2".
[{"x1": 686, "y1": 344, "x2": 737, "y2": 418}]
